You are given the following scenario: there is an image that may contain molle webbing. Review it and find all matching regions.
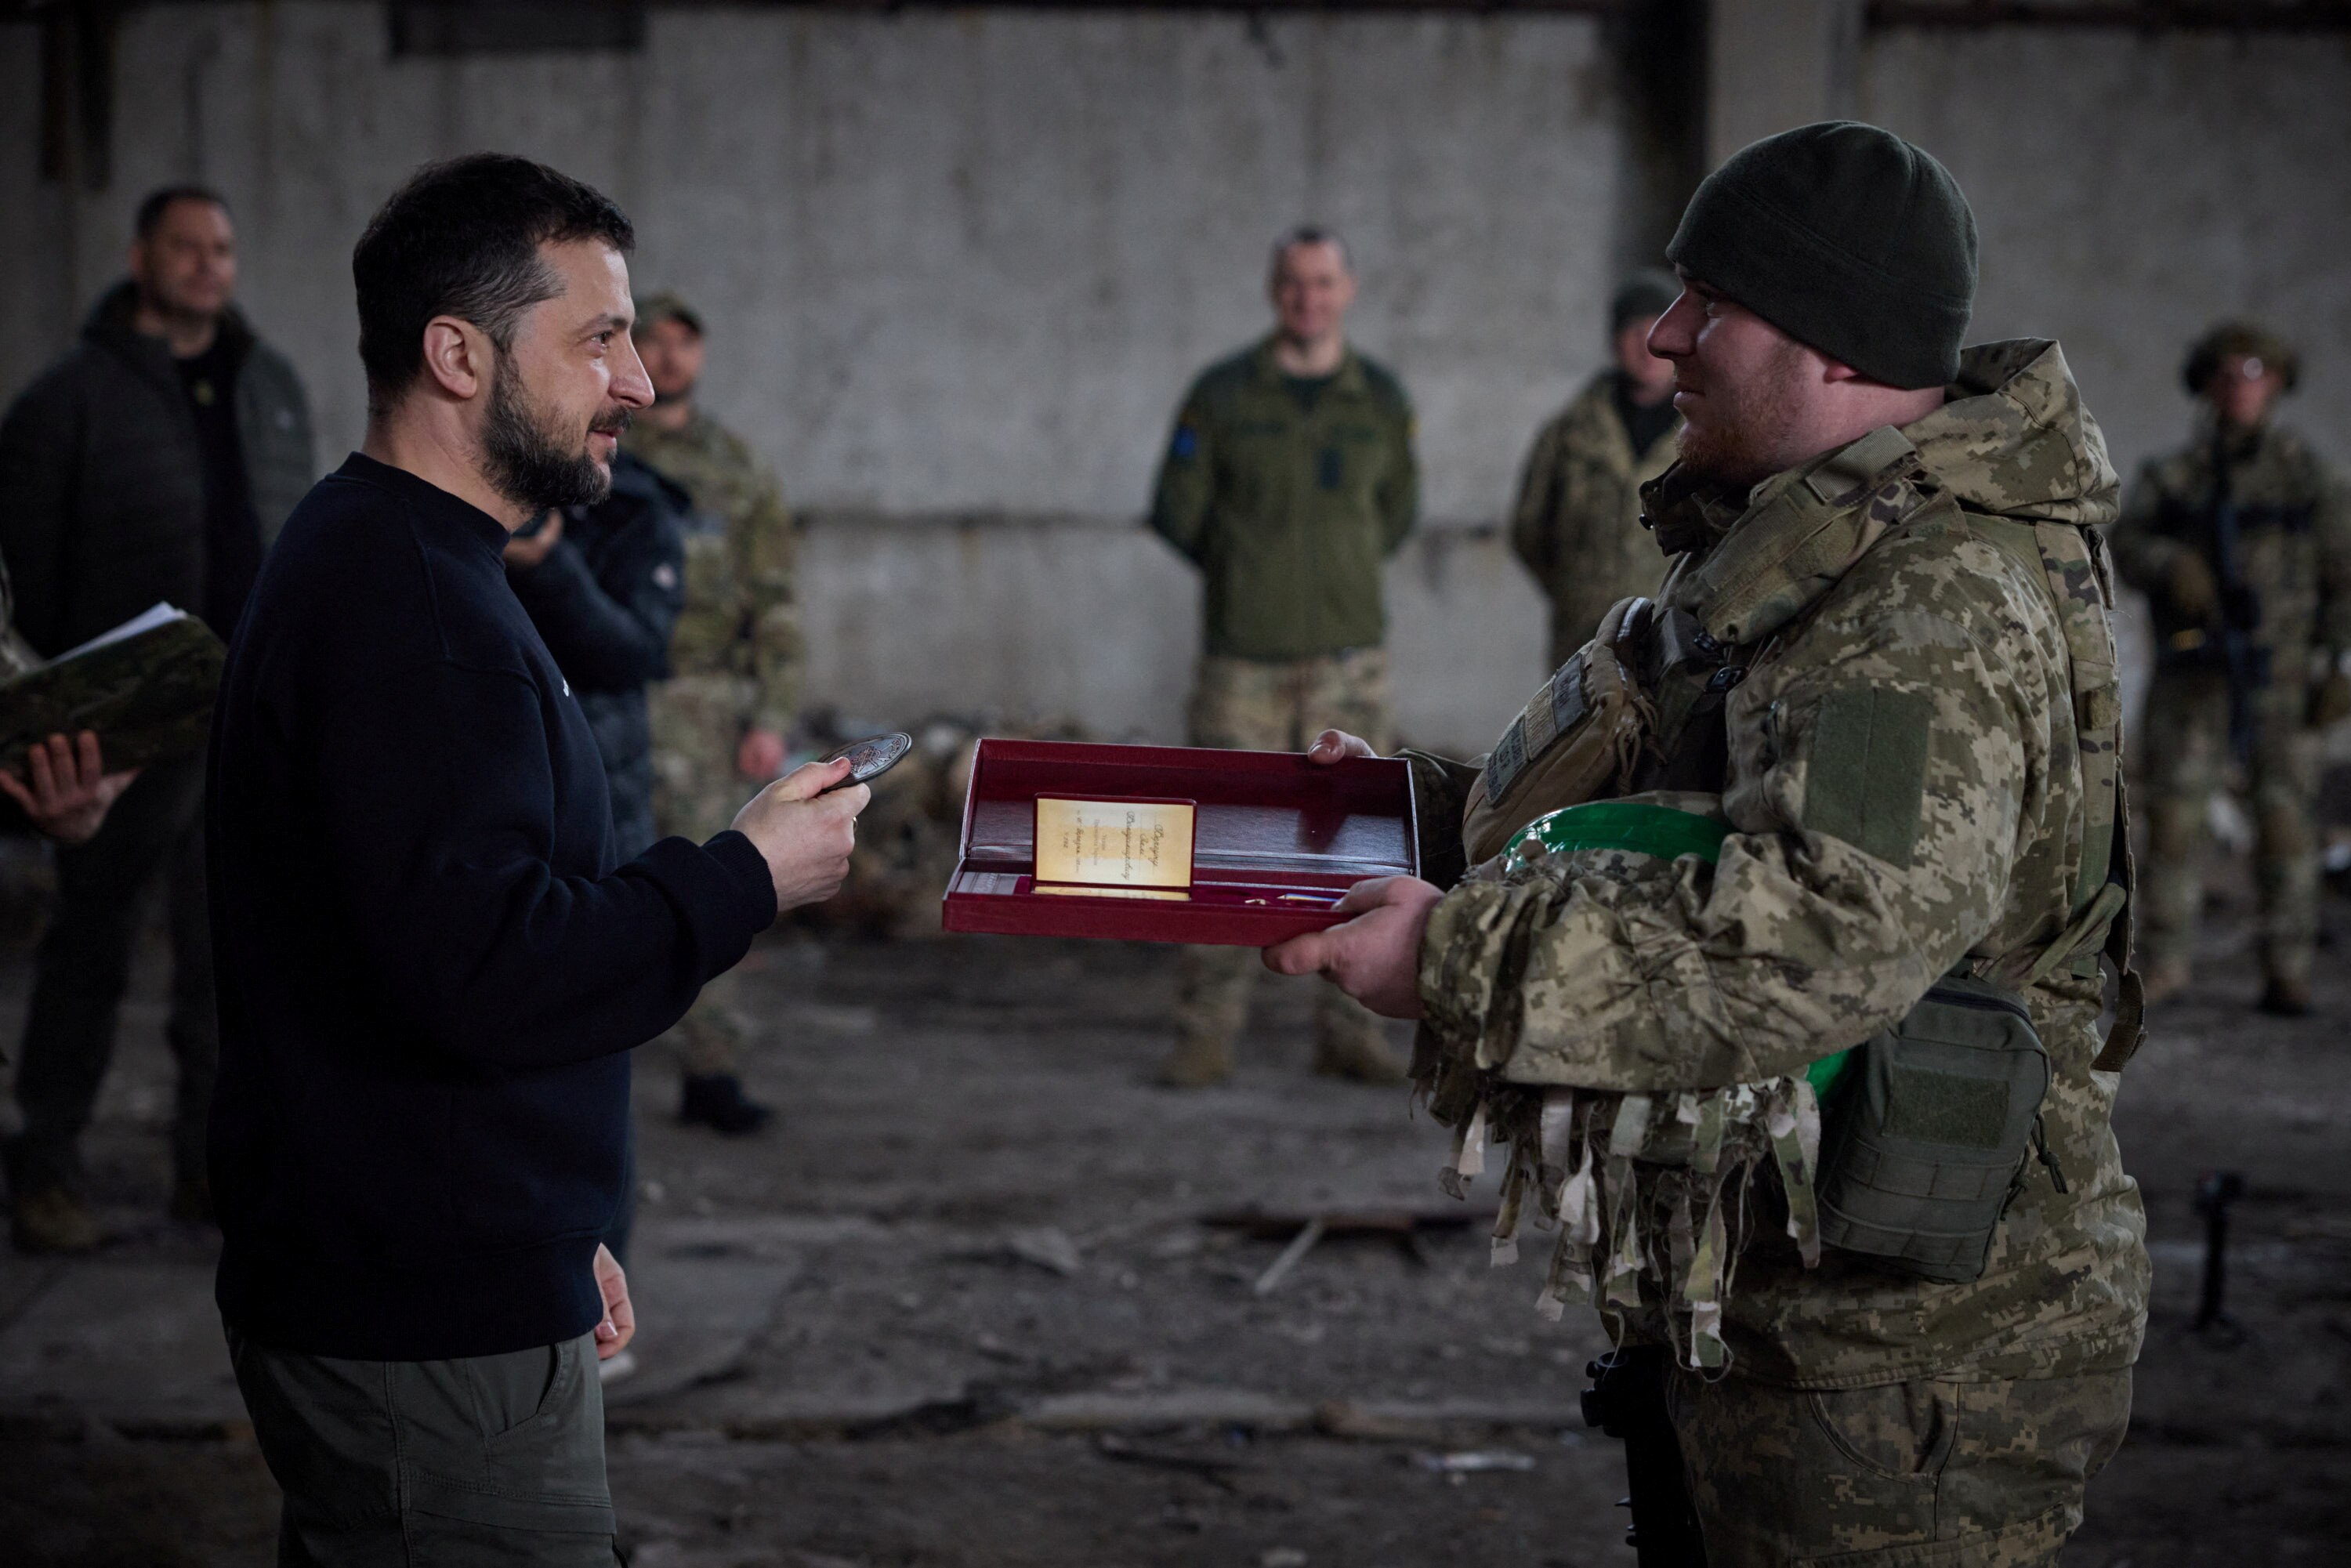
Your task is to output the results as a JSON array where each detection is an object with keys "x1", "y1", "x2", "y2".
[{"x1": 1969, "y1": 518, "x2": 2144, "y2": 1070}]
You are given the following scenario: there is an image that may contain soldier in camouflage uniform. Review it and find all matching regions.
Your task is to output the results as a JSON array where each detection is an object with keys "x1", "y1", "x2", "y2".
[
  {"x1": 2108, "y1": 323, "x2": 2351, "y2": 1016},
  {"x1": 1509, "y1": 271, "x2": 1684, "y2": 670},
  {"x1": 1148, "y1": 227, "x2": 1418, "y2": 1089},
  {"x1": 627, "y1": 294, "x2": 802, "y2": 1133},
  {"x1": 1272, "y1": 125, "x2": 2148, "y2": 1565}
]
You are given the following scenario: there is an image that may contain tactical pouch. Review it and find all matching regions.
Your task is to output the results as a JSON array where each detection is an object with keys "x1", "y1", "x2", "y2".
[
  {"x1": 1461, "y1": 596, "x2": 1654, "y2": 867},
  {"x1": 1816, "y1": 976, "x2": 2052, "y2": 1284}
]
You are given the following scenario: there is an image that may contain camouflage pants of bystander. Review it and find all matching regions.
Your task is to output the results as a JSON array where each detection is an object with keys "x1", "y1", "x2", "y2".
[{"x1": 1165, "y1": 647, "x2": 1404, "y2": 1088}]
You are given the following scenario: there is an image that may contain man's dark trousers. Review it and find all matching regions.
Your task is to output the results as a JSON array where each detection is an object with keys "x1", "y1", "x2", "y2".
[
  {"x1": 230, "y1": 1331, "x2": 618, "y2": 1565},
  {"x1": 5, "y1": 753, "x2": 213, "y2": 1198}
]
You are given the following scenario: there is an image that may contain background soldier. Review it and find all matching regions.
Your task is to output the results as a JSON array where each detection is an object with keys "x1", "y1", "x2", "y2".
[
  {"x1": 1273, "y1": 124, "x2": 2148, "y2": 1564},
  {"x1": 1148, "y1": 226, "x2": 1418, "y2": 1089},
  {"x1": 0, "y1": 186, "x2": 313, "y2": 1251},
  {"x1": 1509, "y1": 270, "x2": 1683, "y2": 671},
  {"x1": 629, "y1": 294, "x2": 801, "y2": 1133},
  {"x1": 2110, "y1": 323, "x2": 2351, "y2": 1016}
]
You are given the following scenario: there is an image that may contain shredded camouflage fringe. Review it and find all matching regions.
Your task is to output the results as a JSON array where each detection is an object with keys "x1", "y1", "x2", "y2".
[{"x1": 1423, "y1": 1058, "x2": 1822, "y2": 1374}]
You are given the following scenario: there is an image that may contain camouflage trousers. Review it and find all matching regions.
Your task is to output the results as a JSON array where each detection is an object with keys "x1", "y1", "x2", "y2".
[
  {"x1": 649, "y1": 673, "x2": 761, "y2": 1078},
  {"x1": 1670, "y1": 1367, "x2": 2132, "y2": 1566},
  {"x1": 1178, "y1": 649, "x2": 1394, "y2": 1063},
  {"x1": 2135, "y1": 668, "x2": 2320, "y2": 983}
]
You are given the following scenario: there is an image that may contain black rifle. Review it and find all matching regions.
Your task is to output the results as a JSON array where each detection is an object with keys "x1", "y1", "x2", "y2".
[
  {"x1": 1583, "y1": 1347, "x2": 1708, "y2": 1566},
  {"x1": 2205, "y1": 434, "x2": 2269, "y2": 766}
]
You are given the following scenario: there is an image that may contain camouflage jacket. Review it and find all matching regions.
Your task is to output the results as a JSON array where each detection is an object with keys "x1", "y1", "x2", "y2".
[
  {"x1": 1149, "y1": 337, "x2": 1418, "y2": 661},
  {"x1": 2108, "y1": 415, "x2": 2351, "y2": 679},
  {"x1": 1419, "y1": 341, "x2": 2150, "y2": 1387},
  {"x1": 624, "y1": 409, "x2": 800, "y2": 735},
  {"x1": 1509, "y1": 372, "x2": 1680, "y2": 669}
]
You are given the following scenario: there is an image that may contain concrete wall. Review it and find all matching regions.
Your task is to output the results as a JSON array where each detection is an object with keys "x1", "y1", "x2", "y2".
[
  {"x1": 1862, "y1": 24, "x2": 2351, "y2": 485},
  {"x1": 2, "y1": 5, "x2": 2347, "y2": 751},
  {"x1": 0, "y1": 2, "x2": 1607, "y2": 751}
]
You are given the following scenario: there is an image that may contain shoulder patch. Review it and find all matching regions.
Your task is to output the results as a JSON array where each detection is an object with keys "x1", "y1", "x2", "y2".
[{"x1": 1803, "y1": 686, "x2": 1932, "y2": 868}]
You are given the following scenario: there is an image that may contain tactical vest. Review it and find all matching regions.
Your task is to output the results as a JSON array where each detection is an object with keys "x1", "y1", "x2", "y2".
[
  {"x1": 1462, "y1": 429, "x2": 2142, "y2": 1064},
  {"x1": 1432, "y1": 430, "x2": 2143, "y2": 1367}
]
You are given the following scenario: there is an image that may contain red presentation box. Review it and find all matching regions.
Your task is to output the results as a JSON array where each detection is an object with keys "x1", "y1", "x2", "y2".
[{"x1": 942, "y1": 738, "x2": 1420, "y2": 947}]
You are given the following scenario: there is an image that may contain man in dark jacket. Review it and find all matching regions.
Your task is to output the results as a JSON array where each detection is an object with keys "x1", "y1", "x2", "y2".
[
  {"x1": 210, "y1": 153, "x2": 865, "y2": 1563},
  {"x1": 507, "y1": 450, "x2": 690, "y2": 862},
  {"x1": 0, "y1": 186, "x2": 314, "y2": 1251}
]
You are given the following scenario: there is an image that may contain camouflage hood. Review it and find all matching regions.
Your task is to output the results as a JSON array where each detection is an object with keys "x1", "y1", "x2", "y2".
[{"x1": 1907, "y1": 339, "x2": 2120, "y2": 532}]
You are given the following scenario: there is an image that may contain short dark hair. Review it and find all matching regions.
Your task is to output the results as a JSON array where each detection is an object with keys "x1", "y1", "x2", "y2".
[
  {"x1": 1270, "y1": 224, "x2": 1350, "y2": 278},
  {"x1": 353, "y1": 153, "x2": 635, "y2": 417},
  {"x1": 135, "y1": 185, "x2": 230, "y2": 241}
]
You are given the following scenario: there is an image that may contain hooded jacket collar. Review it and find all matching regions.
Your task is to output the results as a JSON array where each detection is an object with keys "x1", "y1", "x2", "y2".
[{"x1": 83, "y1": 278, "x2": 257, "y2": 394}]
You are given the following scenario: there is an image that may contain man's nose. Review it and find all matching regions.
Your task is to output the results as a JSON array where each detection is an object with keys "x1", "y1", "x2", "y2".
[
  {"x1": 610, "y1": 335, "x2": 655, "y2": 408},
  {"x1": 1646, "y1": 294, "x2": 1697, "y2": 358}
]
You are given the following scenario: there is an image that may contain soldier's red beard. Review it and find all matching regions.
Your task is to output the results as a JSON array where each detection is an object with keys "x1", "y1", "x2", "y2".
[{"x1": 1673, "y1": 339, "x2": 1812, "y2": 490}]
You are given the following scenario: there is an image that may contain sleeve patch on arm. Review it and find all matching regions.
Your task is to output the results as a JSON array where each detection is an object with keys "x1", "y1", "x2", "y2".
[{"x1": 1802, "y1": 686, "x2": 1932, "y2": 868}]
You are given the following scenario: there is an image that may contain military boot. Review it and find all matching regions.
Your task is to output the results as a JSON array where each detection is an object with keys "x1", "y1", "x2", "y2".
[
  {"x1": 12, "y1": 1186, "x2": 100, "y2": 1254},
  {"x1": 1310, "y1": 1009, "x2": 1408, "y2": 1085},
  {"x1": 2257, "y1": 975, "x2": 2313, "y2": 1018},
  {"x1": 1157, "y1": 1030, "x2": 1236, "y2": 1088},
  {"x1": 679, "y1": 1073, "x2": 773, "y2": 1135}
]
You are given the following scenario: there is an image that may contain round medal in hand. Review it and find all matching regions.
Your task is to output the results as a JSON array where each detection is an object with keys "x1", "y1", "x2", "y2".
[{"x1": 817, "y1": 732, "x2": 913, "y2": 792}]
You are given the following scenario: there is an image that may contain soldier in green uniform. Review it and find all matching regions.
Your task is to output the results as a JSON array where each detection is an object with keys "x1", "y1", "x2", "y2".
[
  {"x1": 627, "y1": 294, "x2": 802, "y2": 1132},
  {"x1": 1271, "y1": 125, "x2": 2149, "y2": 1565},
  {"x1": 1509, "y1": 271, "x2": 1684, "y2": 670},
  {"x1": 2109, "y1": 322, "x2": 2351, "y2": 1016},
  {"x1": 1148, "y1": 227, "x2": 1418, "y2": 1089}
]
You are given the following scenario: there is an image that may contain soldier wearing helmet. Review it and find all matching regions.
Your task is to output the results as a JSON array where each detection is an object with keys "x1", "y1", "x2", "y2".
[{"x1": 2110, "y1": 321, "x2": 2351, "y2": 1015}]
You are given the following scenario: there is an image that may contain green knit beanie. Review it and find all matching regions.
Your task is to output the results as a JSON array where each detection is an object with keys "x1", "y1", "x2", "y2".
[{"x1": 1666, "y1": 121, "x2": 1977, "y2": 390}]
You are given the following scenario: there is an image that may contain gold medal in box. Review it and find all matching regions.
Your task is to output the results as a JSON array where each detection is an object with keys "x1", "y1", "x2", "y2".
[{"x1": 1032, "y1": 796, "x2": 1196, "y2": 900}]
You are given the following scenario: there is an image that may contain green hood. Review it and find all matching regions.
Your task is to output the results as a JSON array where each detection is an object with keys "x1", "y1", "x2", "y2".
[{"x1": 1905, "y1": 339, "x2": 2120, "y2": 531}]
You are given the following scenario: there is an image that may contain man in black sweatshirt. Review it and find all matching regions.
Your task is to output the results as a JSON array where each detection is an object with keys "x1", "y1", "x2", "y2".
[{"x1": 208, "y1": 154, "x2": 868, "y2": 1564}]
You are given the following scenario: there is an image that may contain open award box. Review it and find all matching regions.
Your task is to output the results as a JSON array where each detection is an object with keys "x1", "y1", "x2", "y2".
[{"x1": 941, "y1": 739, "x2": 1419, "y2": 946}]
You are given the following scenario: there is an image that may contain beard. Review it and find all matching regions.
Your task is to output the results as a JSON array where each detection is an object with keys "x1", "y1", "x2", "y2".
[
  {"x1": 480, "y1": 360, "x2": 629, "y2": 513},
  {"x1": 1672, "y1": 338, "x2": 1811, "y2": 489}
]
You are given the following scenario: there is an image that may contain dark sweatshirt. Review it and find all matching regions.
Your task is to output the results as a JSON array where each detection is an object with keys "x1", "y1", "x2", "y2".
[{"x1": 207, "y1": 452, "x2": 776, "y2": 1360}]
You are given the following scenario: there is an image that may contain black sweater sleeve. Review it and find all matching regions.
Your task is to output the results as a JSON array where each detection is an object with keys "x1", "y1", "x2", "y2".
[{"x1": 308, "y1": 652, "x2": 773, "y2": 1072}]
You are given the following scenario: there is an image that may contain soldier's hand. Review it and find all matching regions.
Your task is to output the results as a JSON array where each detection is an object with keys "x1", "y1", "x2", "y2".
[
  {"x1": 729, "y1": 756, "x2": 868, "y2": 915},
  {"x1": 2168, "y1": 552, "x2": 2219, "y2": 622},
  {"x1": 1262, "y1": 875, "x2": 1442, "y2": 1019},
  {"x1": 1305, "y1": 729, "x2": 1378, "y2": 765},
  {"x1": 502, "y1": 511, "x2": 564, "y2": 570},
  {"x1": 0, "y1": 732, "x2": 138, "y2": 846}
]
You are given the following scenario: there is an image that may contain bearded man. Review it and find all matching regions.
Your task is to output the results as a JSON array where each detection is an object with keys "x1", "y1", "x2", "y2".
[
  {"x1": 1270, "y1": 124, "x2": 2149, "y2": 1565},
  {"x1": 208, "y1": 154, "x2": 870, "y2": 1563}
]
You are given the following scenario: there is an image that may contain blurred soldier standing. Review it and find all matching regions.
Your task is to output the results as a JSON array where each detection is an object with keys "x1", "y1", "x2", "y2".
[
  {"x1": 1509, "y1": 270, "x2": 1684, "y2": 669},
  {"x1": 1148, "y1": 227, "x2": 1418, "y2": 1088},
  {"x1": 2110, "y1": 324, "x2": 2351, "y2": 1016},
  {"x1": 1273, "y1": 125, "x2": 2150, "y2": 1564},
  {"x1": 0, "y1": 187, "x2": 313, "y2": 1251},
  {"x1": 628, "y1": 295, "x2": 799, "y2": 1132}
]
